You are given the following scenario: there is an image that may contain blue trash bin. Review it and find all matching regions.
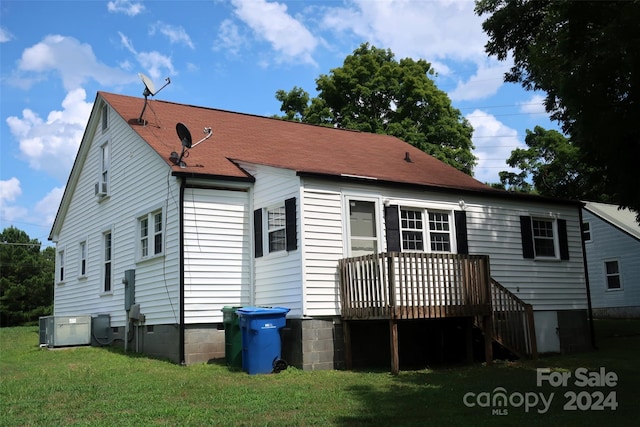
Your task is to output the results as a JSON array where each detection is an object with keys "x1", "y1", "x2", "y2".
[{"x1": 238, "y1": 306, "x2": 290, "y2": 374}]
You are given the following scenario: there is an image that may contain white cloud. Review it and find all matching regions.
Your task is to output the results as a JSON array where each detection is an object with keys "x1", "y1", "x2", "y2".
[
  {"x1": 230, "y1": 0, "x2": 318, "y2": 65},
  {"x1": 6, "y1": 88, "x2": 92, "y2": 181},
  {"x1": 519, "y1": 94, "x2": 547, "y2": 115},
  {"x1": 35, "y1": 187, "x2": 65, "y2": 228},
  {"x1": 107, "y1": 0, "x2": 145, "y2": 16},
  {"x1": 449, "y1": 59, "x2": 511, "y2": 102},
  {"x1": 215, "y1": 19, "x2": 246, "y2": 56},
  {"x1": 320, "y1": 0, "x2": 486, "y2": 63},
  {"x1": 0, "y1": 177, "x2": 22, "y2": 204},
  {"x1": 14, "y1": 35, "x2": 137, "y2": 90},
  {"x1": 0, "y1": 178, "x2": 27, "y2": 223},
  {"x1": 467, "y1": 109, "x2": 525, "y2": 184},
  {"x1": 150, "y1": 21, "x2": 194, "y2": 49},
  {"x1": 0, "y1": 27, "x2": 14, "y2": 43},
  {"x1": 118, "y1": 32, "x2": 175, "y2": 80}
]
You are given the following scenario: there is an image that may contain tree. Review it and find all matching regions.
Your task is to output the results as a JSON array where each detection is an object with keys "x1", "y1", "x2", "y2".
[
  {"x1": 499, "y1": 126, "x2": 609, "y2": 201},
  {"x1": 275, "y1": 43, "x2": 477, "y2": 175},
  {"x1": 0, "y1": 227, "x2": 54, "y2": 327},
  {"x1": 476, "y1": 0, "x2": 640, "y2": 221}
]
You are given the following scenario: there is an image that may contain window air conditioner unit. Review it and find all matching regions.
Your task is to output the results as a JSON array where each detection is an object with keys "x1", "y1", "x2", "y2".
[{"x1": 95, "y1": 181, "x2": 108, "y2": 197}]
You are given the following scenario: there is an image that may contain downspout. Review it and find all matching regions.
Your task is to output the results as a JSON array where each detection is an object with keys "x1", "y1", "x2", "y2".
[
  {"x1": 179, "y1": 177, "x2": 186, "y2": 365},
  {"x1": 578, "y1": 206, "x2": 597, "y2": 350}
]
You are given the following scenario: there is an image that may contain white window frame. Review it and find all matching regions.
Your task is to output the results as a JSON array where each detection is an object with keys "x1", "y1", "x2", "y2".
[
  {"x1": 137, "y1": 208, "x2": 164, "y2": 261},
  {"x1": 78, "y1": 239, "x2": 88, "y2": 279},
  {"x1": 99, "y1": 140, "x2": 110, "y2": 195},
  {"x1": 400, "y1": 208, "x2": 425, "y2": 252},
  {"x1": 604, "y1": 259, "x2": 623, "y2": 291},
  {"x1": 102, "y1": 229, "x2": 113, "y2": 294},
  {"x1": 345, "y1": 196, "x2": 381, "y2": 257},
  {"x1": 399, "y1": 207, "x2": 456, "y2": 254},
  {"x1": 57, "y1": 247, "x2": 65, "y2": 284},
  {"x1": 426, "y1": 210, "x2": 454, "y2": 253},
  {"x1": 582, "y1": 221, "x2": 592, "y2": 243},
  {"x1": 265, "y1": 203, "x2": 286, "y2": 254},
  {"x1": 531, "y1": 217, "x2": 559, "y2": 259},
  {"x1": 101, "y1": 104, "x2": 109, "y2": 132}
]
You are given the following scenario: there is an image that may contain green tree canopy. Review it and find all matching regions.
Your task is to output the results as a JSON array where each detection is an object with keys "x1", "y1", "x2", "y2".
[
  {"x1": 275, "y1": 43, "x2": 476, "y2": 175},
  {"x1": 476, "y1": 0, "x2": 640, "y2": 221},
  {"x1": 0, "y1": 227, "x2": 54, "y2": 326},
  {"x1": 499, "y1": 126, "x2": 609, "y2": 201}
]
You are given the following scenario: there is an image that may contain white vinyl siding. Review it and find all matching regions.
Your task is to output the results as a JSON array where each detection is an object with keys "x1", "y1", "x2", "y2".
[
  {"x1": 299, "y1": 178, "x2": 586, "y2": 316},
  {"x1": 464, "y1": 200, "x2": 586, "y2": 311},
  {"x1": 300, "y1": 187, "x2": 344, "y2": 317},
  {"x1": 237, "y1": 162, "x2": 302, "y2": 315},
  {"x1": 183, "y1": 188, "x2": 251, "y2": 324},
  {"x1": 53, "y1": 101, "x2": 180, "y2": 326}
]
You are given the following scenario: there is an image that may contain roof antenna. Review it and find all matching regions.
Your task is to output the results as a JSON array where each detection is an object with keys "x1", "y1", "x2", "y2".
[
  {"x1": 137, "y1": 73, "x2": 171, "y2": 125},
  {"x1": 170, "y1": 122, "x2": 213, "y2": 168}
]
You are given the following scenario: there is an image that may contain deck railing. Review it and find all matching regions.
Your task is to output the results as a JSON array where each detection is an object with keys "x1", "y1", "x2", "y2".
[
  {"x1": 487, "y1": 279, "x2": 538, "y2": 359},
  {"x1": 338, "y1": 252, "x2": 492, "y2": 320}
]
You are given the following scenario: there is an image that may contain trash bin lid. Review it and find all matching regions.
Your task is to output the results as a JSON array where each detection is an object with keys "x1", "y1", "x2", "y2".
[
  {"x1": 237, "y1": 306, "x2": 290, "y2": 317},
  {"x1": 221, "y1": 306, "x2": 242, "y2": 312}
]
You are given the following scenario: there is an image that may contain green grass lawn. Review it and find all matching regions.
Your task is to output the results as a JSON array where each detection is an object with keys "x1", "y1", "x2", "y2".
[{"x1": 1, "y1": 319, "x2": 639, "y2": 426}]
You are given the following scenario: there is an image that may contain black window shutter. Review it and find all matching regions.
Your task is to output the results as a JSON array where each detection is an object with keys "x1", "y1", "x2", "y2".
[
  {"x1": 254, "y1": 208, "x2": 263, "y2": 258},
  {"x1": 285, "y1": 197, "x2": 297, "y2": 251},
  {"x1": 454, "y1": 211, "x2": 469, "y2": 255},
  {"x1": 384, "y1": 205, "x2": 401, "y2": 252},
  {"x1": 558, "y1": 218, "x2": 570, "y2": 260},
  {"x1": 520, "y1": 216, "x2": 535, "y2": 259}
]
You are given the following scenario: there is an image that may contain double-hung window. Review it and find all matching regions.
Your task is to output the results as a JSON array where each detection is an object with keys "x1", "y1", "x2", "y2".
[
  {"x1": 399, "y1": 208, "x2": 452, "y2": 253},
  {"x1": 103, "y1": 231, "x2": 112, "y2": 292},
  {"x1": 532, "y1": 218, "x2": 556, "y2": 257},
  {"x1": 139, "y1": 210, "x2": 163, "y2": 259},
  {"x1": 581, "y1": 221, "x2": 591, "y2": 242},
  {"x1": 428, "y1": 211, "x2": 451, "y2": 252},
  {"x1": 58, "y1": 249, "x2": 65, "y2": 283},
  {"x1": 401, "y1": 209, "x2": 424, "y2": 251},
  {"x1": 520, "y1": 215, "x2": 570, "y2": 260},
  {"x1": 79, "y1": 240, "x2": 87, "y2": 277},
  {"x1": 267, "y1": 205, "x2": 286, "y2": 253},
  {"x1": 254, "y1": 197, "x2": 297, "y2": 258},
  {"x1": 605, "y1": 260, "x2": 622, "y2": 290}
]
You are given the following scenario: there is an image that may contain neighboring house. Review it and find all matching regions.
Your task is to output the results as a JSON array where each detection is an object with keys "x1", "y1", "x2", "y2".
[
  {"x1": 49, "y1": 91, "x2": 592, "y2": 370},
  {"x1": 582, "y1": 201, "x2": 640, "y2": 318}
]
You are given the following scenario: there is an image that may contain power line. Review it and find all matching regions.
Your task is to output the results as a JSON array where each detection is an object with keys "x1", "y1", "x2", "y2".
[{"x1": 0, "y1": 242, "x2": 45, "y2": 247}]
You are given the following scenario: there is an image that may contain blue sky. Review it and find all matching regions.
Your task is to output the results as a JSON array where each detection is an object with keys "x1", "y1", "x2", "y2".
[{"x1": 1, "y1": 0, "x2": 558, "y2": 246}]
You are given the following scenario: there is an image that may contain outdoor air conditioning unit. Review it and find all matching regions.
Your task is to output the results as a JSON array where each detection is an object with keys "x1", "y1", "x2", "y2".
[
  {"x1": 94, "y1": 181, "x2": 108, "y2": 197},
  {"x1": 38, "y1": 315, "x2": 92, "y2": 347}
]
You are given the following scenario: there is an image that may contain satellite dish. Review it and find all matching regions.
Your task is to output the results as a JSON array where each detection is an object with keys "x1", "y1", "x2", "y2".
[
  {"x1": 169, "y1": 122, "x2": 214, "y2": 168},
  {"x1": 139, "y1": 73, "x2": 157, "y2": 96},
  {"x1": 176, "y1": 122, "x2": 192, "y2": 148},
  {"x1": 137, "y1": 73, "x2": 171, "y2": 125}
]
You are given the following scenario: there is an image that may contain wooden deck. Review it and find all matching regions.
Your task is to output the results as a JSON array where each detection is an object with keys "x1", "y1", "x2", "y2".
[
  {"x1": 339, "y1": 252, "x2": 492, "y2": 320},
  {"x1": 338, "y1": 252, "x2": 537, "y2": 373}
]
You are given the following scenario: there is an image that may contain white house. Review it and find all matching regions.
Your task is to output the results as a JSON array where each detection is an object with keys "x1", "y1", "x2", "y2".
[
  {"x1": 582, "y1": 201, "x2": 640, "y2": 318},
  {"x1": 49, "y1": 91, "x2": 592, "y2": 369}
]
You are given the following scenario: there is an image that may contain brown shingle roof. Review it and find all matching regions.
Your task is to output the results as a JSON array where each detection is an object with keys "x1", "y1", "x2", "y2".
[{"x1": 101, "y1": 91, "x2": 494, "y2": 192}]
